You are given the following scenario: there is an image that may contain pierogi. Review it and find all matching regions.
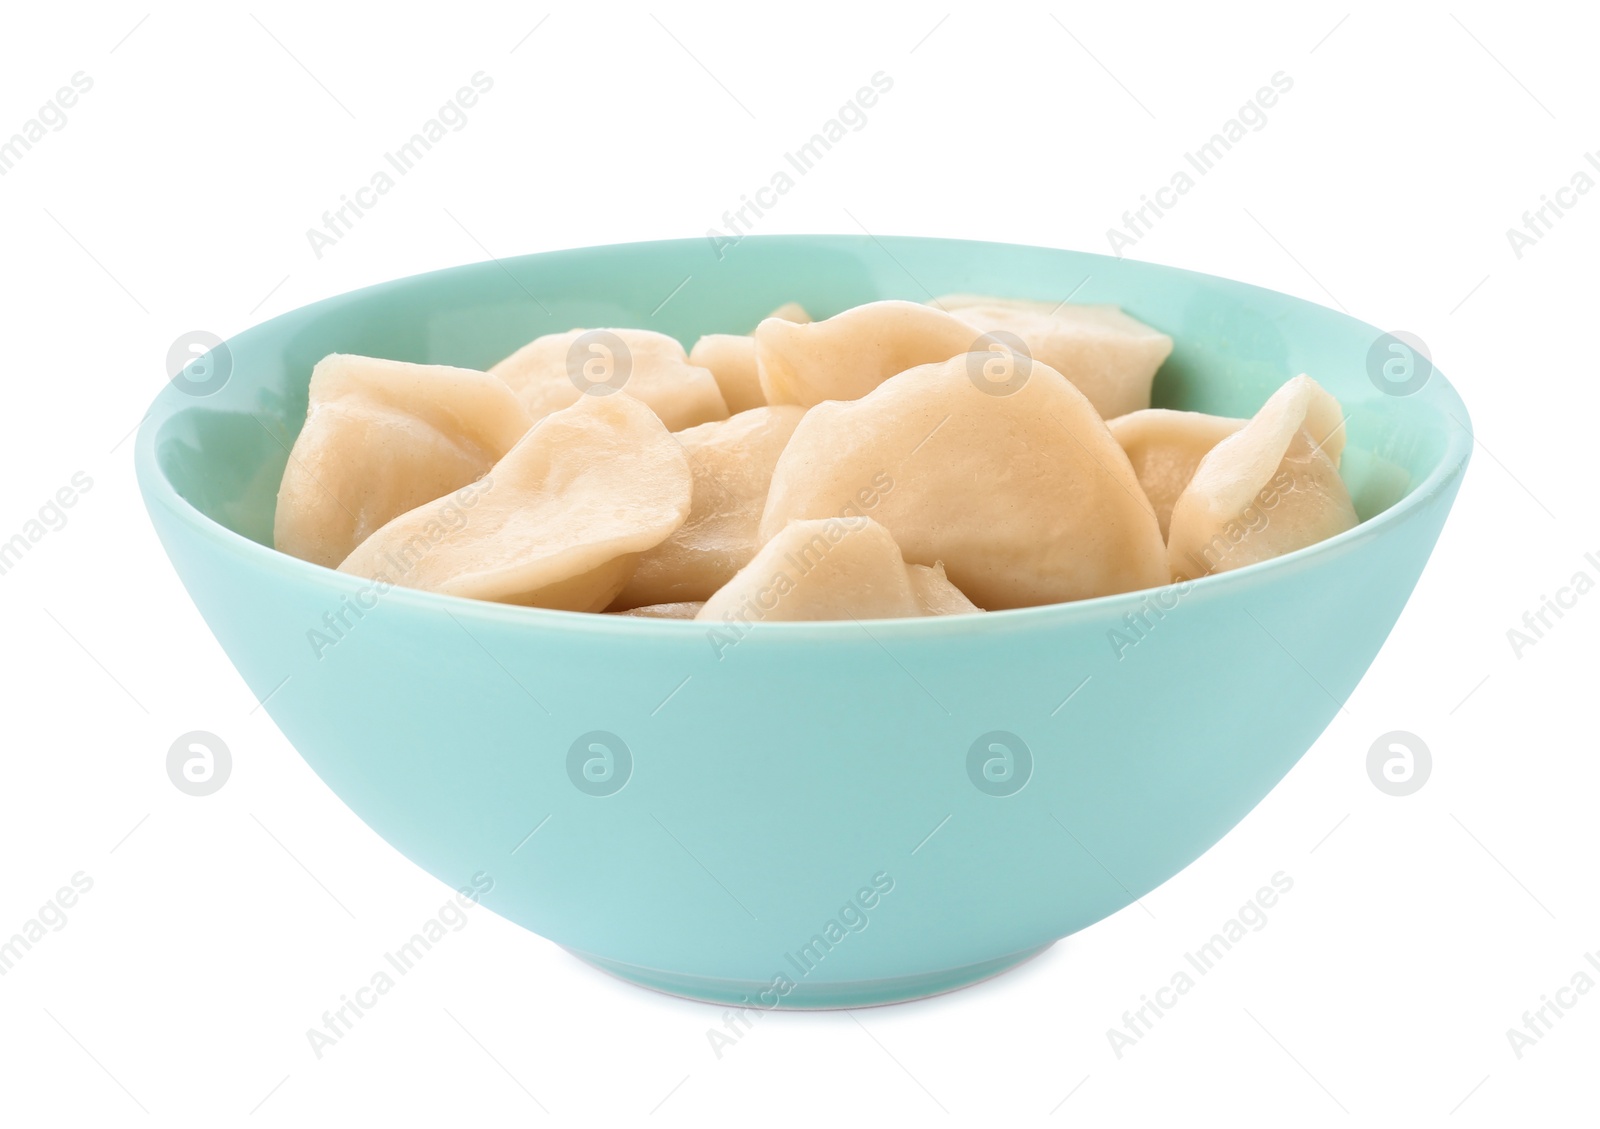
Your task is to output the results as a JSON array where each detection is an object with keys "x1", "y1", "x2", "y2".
[
  {"x1": 1107, "y1": 409, "x2": 1247, "y2": 540},
  {"x1": 612, "y1": 602, "x2": 705, "y2": 619},
  {"x1": 338, "y1": 392, "x2": 691, "y2": 611},
  {"x1": 754, "y1": 300, "x2": 979, "y2": 408},
  {"x1": 492, "y1": 327, "x2": 728, "y2": 431},
  {"x1": 689, "y1": 302, "x2": 812, "y2": 414},
  {"x1": 759, "y1": 354, "x2": 1169, "y2": 609},
  {"x1": 612, "y1": 405, "x2": 807, "y2": 609},
  {"x1": 274, "y1": 354, "x2": 532, "y2": 569},
  {"x1": 1167, "y1": 376, "x2": 1357, "y2": 580},
  {"x1": 765, "y1": 302, "x2": 812, "y2": 325},
  {"x1": 696, "y1": 517, "x2": 979, "y2": 623},
  {"x1": 274, "y1": 290, "x2": 1372, "y2": 623},
  {"x1": 933, "y1": 295, "x2": 1173, "y2": 419},
  {"x1": 908, "y1": 562, "x2": 984, "y2": 615}
]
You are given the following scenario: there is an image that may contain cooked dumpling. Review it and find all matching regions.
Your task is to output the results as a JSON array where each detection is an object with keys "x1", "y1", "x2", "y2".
[
  {"x1": 1107, "y1": 409, "x2": 1247, "y2": 539},
  {"x1": 611, "y1": 405, "x2": 806, "y2": 609},
  {"x1": 908, "y1": 562, "x2": 984, "y2": 615},
  {"x1": 338, "y1": 393, "x2": 691, "y2": 611},
  {"x1": 688, "y1": 302, "x2": 812, "y2": 414},
  {"x1": 755, "y1": 299, "x2": 979, "y2": 408},
  {"x1": 274, "y1": 354, "x2": 531, "y2": 568},
  {"x1": 688, "y1": 336, "x2": 764, "y2": 415},
  {"x1": 760, "y1": 355, "x2": 1167, "y2": 609},
  {"x1": 696, "y1": 517, "x2": 979, "y2": 623},
  {"x1": 612, "y1": 601, "x2": 704, "y2": 619},
  {"x1": 765, "y1": 302, "x2": 812, "y2": 325},
  {"x1": 491, "y1": 327, "x2": 728, "y2": 431},
  {"x1": 933, "y1": 295, "x2": 1173, "y2": 419},
  {"x1": 1167, "y1": 375, "x2": 1357, "y2": 580}
]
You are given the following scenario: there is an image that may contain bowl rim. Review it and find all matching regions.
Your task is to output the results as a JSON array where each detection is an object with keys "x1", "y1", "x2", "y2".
[{"x1": 135, "y1": 234, "x2": 1474, "y2": 641}]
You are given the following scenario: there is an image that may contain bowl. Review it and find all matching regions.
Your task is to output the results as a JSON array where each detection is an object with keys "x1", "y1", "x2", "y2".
[{"x1": 136, "y1": 236, "x2": 1470, "y2": 1008}]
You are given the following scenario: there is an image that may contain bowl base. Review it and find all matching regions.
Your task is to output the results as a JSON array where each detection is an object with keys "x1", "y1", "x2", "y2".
[{"x1": 567, "y1": 942, "x2": 1055, "y2": 1010}]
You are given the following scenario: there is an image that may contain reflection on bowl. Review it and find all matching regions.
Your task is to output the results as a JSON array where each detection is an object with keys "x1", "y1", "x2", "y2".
[{"x1": 136, "y1": 236, "x2": 1470, "y2": 1007}]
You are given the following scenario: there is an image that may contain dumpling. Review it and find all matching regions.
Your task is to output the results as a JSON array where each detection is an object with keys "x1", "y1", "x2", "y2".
[
  {"x1": 695, "y1": 517, "x2": 980, "y2": 623},
  {"x1": 760, "y1": 354, "x2": 1167, "y2": 609},
  {"x1": 338, "y1": 392, "x2": 691, "y2": 611},
  {"x1": 612, "y1": 602, "x2": 704, "y2": 619},
  {"x1": 491, "y1": 328, "x2": 728, "y2": 431},
  {"x1": 908, "y1": 562, "x2": 984, "y2": 615},
  {"x1": 1167, "y1": 375, "x2": 1357, "y2": 580},
  {"x1": 933, "y1": 295, "x2": 1173, "y2": 419},
  {"x1": 688, "y1": 337, "x2": 765, "y2": 415},
  {"x1": 755, "y1": 299, "x2": 979, "y2": 408},
  {"x1": 1107, "y1": 409, "x2": 1247, "y2": 539},
  {"x1": 274, "y1": 354, "x2": 531, "y2": 569},
  {"x1": 765, "y1": 302, "x2": 812, "y2": 325},
  {"x1": 611, "y1": 405, "x2": 806, "y2": 609},
  {"x1": 688, "y1": 302, "x2": 812, "y2": 414}
]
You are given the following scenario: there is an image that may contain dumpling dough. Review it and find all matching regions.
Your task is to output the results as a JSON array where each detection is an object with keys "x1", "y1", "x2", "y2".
[
  {"x1": 1107, "y1": 409, "x2": 1247, "y2": 539},
  {"x1": 491, "y1": 328, "x2": 729, "y2": 431},
  {"x1": 908, "y1": 562, "x2": 984, "y2": 615},
  {"x1": 274, "y1": 354, "x2": 531, "y2": 569},
  {"x1": 696, "y1": 517, "x2": 980, "y2": 623},
  {"x1": 338, "y1": 393, "x2": 691, "y2": 611},
  {"x1": 1167, "y1": 375, "x2": 1357, "y2": 580},
  {"x1": 611, "y1": 406, "x2": 806, "y2": 609},
  {"x1": 933, "y1": 295, "x2": 1173, "y2": 419},
  {"x1": 688, "y1": 337, "x2": 765, "y2": 415},
  {"x1": 688, "y1": 302, "x2": 812, "y2": 414},
  {"x1": 612, "y1": 602, "x2": 704, "y2": 619},
  {"x1": 755, "y1": 299, "x2": 979, "y2": 408},
  {"x1": 760, "y1": 355, "x2": 1168, "y2": 609},
  {"x1": 765, "y1": 302, "x2": 812, "y2": 325}
]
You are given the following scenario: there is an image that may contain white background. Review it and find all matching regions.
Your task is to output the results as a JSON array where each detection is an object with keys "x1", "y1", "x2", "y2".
[{"x1": 1, "y1": 2, "x2": 1595, "y2": 1125}]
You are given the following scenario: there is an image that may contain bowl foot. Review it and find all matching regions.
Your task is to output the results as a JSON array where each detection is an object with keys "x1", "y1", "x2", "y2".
[{"x1": 567, "y1": 942, "x2": 1055, "y2": 1010}]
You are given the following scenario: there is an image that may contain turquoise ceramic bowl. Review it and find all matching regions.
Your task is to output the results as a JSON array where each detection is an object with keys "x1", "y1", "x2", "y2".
[{"x1": 137, "y1": 236, "x2": 1470, "y2": 1008}]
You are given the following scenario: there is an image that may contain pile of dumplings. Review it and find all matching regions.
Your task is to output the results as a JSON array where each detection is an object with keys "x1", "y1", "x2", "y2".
[{"x1": 274, "y1": 295, "x2": 1359, "y2": 623}]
